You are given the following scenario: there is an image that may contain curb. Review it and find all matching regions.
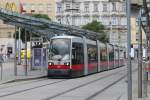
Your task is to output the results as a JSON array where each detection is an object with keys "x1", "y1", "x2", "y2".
[{"x1": 0, "y1": 75, "x2": 47, "y2": 85}]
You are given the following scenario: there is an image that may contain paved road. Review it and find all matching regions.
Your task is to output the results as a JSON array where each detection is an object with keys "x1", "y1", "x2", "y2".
[{"x1": 0, "y1": 64, "x2": 137, "y2": 100}]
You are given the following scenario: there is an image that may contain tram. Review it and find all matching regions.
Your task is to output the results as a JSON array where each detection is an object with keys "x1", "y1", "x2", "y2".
[{"x1": 47, "y1": 35, "x2": 125, "y2": 77}]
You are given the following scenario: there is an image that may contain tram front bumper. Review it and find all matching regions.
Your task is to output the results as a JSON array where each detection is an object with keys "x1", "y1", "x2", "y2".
[{"x1": 47, "y1": 69, "x2": 71, "y2": 76}]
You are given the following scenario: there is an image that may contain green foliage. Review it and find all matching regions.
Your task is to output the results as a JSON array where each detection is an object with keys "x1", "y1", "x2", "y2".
[
  {"x1": 14, "y1": 14, "x2": 51, "y2": 42},
  {"x1": 32, "y1": 14, "x2": 51, "y2": 20},
  {"x1": 82, "y1": 20, "x2": 108, "y2": 43}
]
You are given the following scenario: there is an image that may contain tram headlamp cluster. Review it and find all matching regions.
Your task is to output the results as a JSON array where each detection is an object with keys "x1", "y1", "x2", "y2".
[
  {"x1": 49, "y1": 62, "x2": 54, "y2": 65},
  {"x1": 64, "y1": 62, "x2": 70, "y2": 66}
]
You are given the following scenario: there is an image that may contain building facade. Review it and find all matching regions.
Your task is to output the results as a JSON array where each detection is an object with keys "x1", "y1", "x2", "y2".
[
  {"x1": 55, "y1": 0, "x2": 127, "y2": 47},
  {"x1": 20, "y1": 0, "x2": 56, "y2": 20},
  {"x1": 0, "y1": 0, "x2": 20, "y2": 56}
]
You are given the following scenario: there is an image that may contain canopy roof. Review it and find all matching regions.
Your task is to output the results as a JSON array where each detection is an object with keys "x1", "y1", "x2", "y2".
[{"x1": 0, "y1": 8, "x2": 103, "y2": 40}]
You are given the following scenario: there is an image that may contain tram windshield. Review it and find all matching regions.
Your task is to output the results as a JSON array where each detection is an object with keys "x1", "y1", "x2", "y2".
[{"x1": 49, "y1": 38, "x2": 70, "y2": 61}]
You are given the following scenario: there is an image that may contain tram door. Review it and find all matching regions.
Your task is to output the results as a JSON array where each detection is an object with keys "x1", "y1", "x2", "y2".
[
  {"x1": 87, "y1": 45, "x2": 98, "y2": 74},
  {"x1": 100, "y1": 44, "x2": 107, "y2": 71},
  {"x1": 72, "y1": 43, "x2": 84, "y2": 76}
]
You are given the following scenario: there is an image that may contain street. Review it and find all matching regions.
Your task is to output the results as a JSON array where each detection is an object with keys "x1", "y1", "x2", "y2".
[{"x1": 0, "y1": 63, "x2": 137, "y2": 100}]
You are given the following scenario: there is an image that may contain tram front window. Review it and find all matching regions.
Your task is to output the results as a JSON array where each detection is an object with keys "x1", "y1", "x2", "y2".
[{"x1": 49, "y1": 39, "x2": 70, "y2": 61}]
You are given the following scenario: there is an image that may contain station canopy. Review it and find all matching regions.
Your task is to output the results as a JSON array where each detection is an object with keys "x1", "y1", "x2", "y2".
[
  {"x1": 141, "y1": 0, "x2": 150, "y2": 38},
  {"x1": 0, "y1": 8, "x2": 102, "y2": 40}
]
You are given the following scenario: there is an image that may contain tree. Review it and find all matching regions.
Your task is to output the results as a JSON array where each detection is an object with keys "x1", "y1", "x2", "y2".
[
  {"x1": 32, "y1": 14, "x2": 51, "y2": 20},
  {"x1": 14, "y1": 14, "x2": 51, "y2": 42},
  {"x1": 82, "y1": 20, "x2": 108, "y2": 43}
]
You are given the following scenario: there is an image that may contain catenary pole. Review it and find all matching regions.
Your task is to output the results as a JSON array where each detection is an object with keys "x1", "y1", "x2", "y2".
[
  {"x1": 138, "y1": 9, "x2": 142, "y2": 98},
  {"x1": 126, "y1": 0, "x2": 132, "y2": 100}
]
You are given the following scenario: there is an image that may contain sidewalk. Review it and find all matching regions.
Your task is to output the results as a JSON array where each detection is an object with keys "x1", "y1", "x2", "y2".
[
  {"x1": 0, "y1": 61, "x2": 47, "y2": 84},
  {"x1": 119, "y1": 61, "x2": 150, "y2": 100}
]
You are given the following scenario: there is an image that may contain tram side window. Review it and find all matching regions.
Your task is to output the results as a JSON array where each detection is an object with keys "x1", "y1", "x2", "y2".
[
  {"x1": 100, "y1": 47, "x2": 107, "y2": 61},
  {"x1": 109, "y1": 47, "x2": 114, "y2": 61},
  {"x1": 72, "y1": 43, "x2": 84, "y2": 64},
  {"x1": 87, "y1": 45, "x2": 97, "y2": 63}
]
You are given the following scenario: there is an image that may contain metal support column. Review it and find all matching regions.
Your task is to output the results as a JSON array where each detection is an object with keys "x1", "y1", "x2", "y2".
[
  {"x1": 25, "y1": 30, "x2": 28, "y2": 76},
  {"x1": 14, "y1": 26, "x2": 17, "y2": 76},
  {"x1": 18, "y1": 27, "x2": 21, "y2": 65},
  {"x1": 30, "y1": 32, "x2": 32, "y2": 70},
  {"x1": 138, "y1": 10, "x2": 142, "y2": 98},
  {"x1": 126, "y1": 0, "x2": 132, "y2": 100}
]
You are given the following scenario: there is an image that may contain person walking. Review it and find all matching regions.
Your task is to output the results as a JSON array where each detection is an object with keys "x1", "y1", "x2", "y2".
[{"x1": 0, "y1": 50, "x2": 3, "y2": 80}]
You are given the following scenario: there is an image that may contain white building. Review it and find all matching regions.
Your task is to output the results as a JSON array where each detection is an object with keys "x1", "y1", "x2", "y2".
[{"x1": 55, "y1": 0, "x2": 127, "y2": 47}]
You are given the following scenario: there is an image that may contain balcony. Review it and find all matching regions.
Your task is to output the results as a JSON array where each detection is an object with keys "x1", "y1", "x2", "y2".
[
  {"x1": 101, "y1": 11, "x2": 110, "y2": 16},
  {"x1": 105, "y1": 25, "x2": 127, "y2": 30},
  {"x1": 92, "y1": 11, "x2": 100, "y2": 17}
]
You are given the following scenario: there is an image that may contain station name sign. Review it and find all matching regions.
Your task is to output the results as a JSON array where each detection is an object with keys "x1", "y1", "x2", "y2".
[{"x1": 0, "y1": 0, "x2": 19, "y2": 12}]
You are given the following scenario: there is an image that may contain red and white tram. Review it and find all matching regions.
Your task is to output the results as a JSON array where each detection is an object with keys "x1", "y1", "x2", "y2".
[{"x1": 47, "y1": 35, "x2": 125, "y2": 77}]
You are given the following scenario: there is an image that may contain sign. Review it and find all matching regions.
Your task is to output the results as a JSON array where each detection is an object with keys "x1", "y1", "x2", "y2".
[
  {"x1": 0, "y1": 0, "x2": 19, "y2": 12},
  {"x1": 32, "y1": 48, "x2": 43, "y2": 68}
]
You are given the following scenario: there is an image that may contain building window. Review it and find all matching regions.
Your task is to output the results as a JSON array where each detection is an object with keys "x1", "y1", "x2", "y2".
[
  {"x1": 93, "y1": 16, "x2": 99, "y2": 21},
  {"x1": 66, "y1": 3, "x2": 70, "y2": 10},
  {"x1": 47, "y1": 4, "x2": 51, "y2": 12},
  {"x1": 57, "y1": 3, "x2": 62, "y2": 13},
  {"x1": 112, "y1": 16, "x2": 117, "y2": 25},
  {"x1": 74, "y1": 3, "x2": 80, "y2": 10},
  {"x1": 31, "y1": 4, "x2": 35, "y2": 11},
  {"x1": 103, "y1": 3, "x2": 107, "y2": 12},
  {"x1": 8, "y1": 32, "x2": 11, "y2": 38},
  {"x1": 57, "y1": 17, "x2": 61, "y2": 24},
  {"x1": 112, "y1": 2, "x2": 116, "y2": 11},
  {"x1": 93, "y1": 3, "x2": 98, "y2": 12},
  {"x1": 38, "y1": 4, "x2": 43, "y2": 12},
  {"x1": 84, "y1": 3, "x2": 89, "y2": 12},
  {"x1": 122, "y1": 3, "x2": 126, "y2": 12},
  {"x1": 84, "y1": 16, "x2": 90, "y2": 24}
]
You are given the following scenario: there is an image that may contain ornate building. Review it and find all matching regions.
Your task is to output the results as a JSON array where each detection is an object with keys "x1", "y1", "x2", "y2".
[{"x1": 55, "y1": 0, "x2": 127, "y2": 47}]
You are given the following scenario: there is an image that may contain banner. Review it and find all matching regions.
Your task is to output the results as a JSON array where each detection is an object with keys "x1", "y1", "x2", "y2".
[{"x1": 0, "y1": 0, "x2": 20, "y2": 12}]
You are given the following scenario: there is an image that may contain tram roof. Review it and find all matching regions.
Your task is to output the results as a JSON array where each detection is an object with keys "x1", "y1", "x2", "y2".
[{"x1": 0, "y1": 8, "x2": 102, "y2": 40}]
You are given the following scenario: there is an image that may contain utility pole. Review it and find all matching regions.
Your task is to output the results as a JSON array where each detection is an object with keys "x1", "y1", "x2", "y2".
[
  {"x1": 138, "y1": 9, "x2": 142, "y2": 98},
  {"x1": 126, "y1": 0, "x2": 132, "y2": 100}
]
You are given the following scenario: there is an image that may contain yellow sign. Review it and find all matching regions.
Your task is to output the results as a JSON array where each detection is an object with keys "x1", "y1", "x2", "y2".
[{"x1": 0, "y1": 0, "x2": 19, "y2": 12}]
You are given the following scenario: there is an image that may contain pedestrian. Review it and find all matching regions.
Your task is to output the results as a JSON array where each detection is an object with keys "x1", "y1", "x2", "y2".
[{"x1": 0, "y1": 54, "x2": 3, "y2": 80}]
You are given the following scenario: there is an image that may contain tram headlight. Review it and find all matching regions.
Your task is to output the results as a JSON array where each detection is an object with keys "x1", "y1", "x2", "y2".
[
  {"x1": 48, "y1": 62, "x2": 53, "y2": 65},
  {"x1": 64, "y1": 62, "x2": 70, "y2": 66}
]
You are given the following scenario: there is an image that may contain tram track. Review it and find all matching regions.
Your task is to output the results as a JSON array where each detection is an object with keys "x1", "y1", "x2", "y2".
[
  {"x1": 85, "y1": 68, "x2": 138, "y2": 100},
  {"x1": 43, "y1": 68, "x2": 137, "y2": 100},
  {"x1": 43, "y1": 68, "x2": 129, "y2": 100},
  {"x1": 0, "y1": 67, "x2": 131, "y2": 99},
  {"x1": 0, "y1": 79, "x2": 67, "y2": 98},
  {"x1": 0, "y1": 78, "x2": 48, "y2": 90},
  {"x1": 0, "y1": 68, "x2": 126, "y2": 99}
]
